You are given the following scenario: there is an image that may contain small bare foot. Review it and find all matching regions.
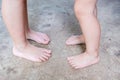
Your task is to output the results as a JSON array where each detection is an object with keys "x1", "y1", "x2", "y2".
[
  {"x1": 67, "y1": 52, "x2": 99, "y2": 69},
  {"x1": 13, "y1": 43, "x2": 52, "y2": 62},
  {"x1": 66, "y1": 35, "x2": 85, "y2": 45},
  {"x1": 26, "y1": 30, "x2": 50, "y2": 44}
]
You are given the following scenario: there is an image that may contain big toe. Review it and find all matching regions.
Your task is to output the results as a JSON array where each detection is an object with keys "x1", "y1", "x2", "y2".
[
  {"x1": 43, "y1": 39, "x2": 50, "y2": 44},
  {"x1": 66, "y1": 39, "x2": 72, "y2": 45},
  {"x1": 43, "y1": 34, "x2": 50, "y2": 40},
  {"x1": 35, "y1": 33, "x2": 50, "y2": 44},
  {"x1": 41, "y1": 34, "x2": 50, "y2": 42},
  {"x1": 67, "y1": 57, "x2": 74, "y2": 60},
  {"x1": 66, "y1": 37, "x2": 75, "y2": 45},
  {"x1": 38, "y1": 38, "x2": 50, "y2": 44}
]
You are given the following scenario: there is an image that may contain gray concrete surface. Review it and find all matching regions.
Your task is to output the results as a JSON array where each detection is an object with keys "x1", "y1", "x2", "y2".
[{"x1": 0, "y1": 0, "x2": 120, "y2": 80}]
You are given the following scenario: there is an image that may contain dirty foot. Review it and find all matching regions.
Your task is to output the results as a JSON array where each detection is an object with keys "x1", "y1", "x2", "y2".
[
  {"x1": 67, "y1": 52, "x2": 99, "y2": 69},
  {"x1": 66, "y1": 35, "x2": 85, "y2": 45},
  {"x1": 13, "y1": 43, "x2": 52, "y2": 62},
  {"x1": 27, "y1": 30, "x2": 50, "y2": 44}
]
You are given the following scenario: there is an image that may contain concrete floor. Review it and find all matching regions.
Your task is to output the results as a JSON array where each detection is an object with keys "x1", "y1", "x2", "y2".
[{"x1": 0, "y1": 0, "x2": 120, "y2": 80}]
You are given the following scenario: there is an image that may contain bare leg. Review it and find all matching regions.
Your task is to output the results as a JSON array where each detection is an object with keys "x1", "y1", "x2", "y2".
[
  {"x1": 2, "y1": 0, "x2": 51, "y2": 62},
  {"x1": 66, "y1": 6, "x2": 97, "y2": 45},
  {"x1": 23, "y1": 0, "x2": 50, "y2": 44},
  {"x1": 67, "y1": 0, "x2": 101, "y2": 69}
]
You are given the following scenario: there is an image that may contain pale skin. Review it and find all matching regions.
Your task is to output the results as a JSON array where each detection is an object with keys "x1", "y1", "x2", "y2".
[
  {"x1": 2, "y1": 0, "x2": 52, "y2": 62},
  {"x1": 66, "y1": 0, "x2": 101, "y2": 69},
  {"x1": 2, "y1": 0, "x2": 100, "y2": 69}
]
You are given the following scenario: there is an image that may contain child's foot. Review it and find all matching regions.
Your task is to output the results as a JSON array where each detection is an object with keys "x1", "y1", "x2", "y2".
[
  {"x1": 67, "y1": 52, "x2": 99, "y2": 69},
  {"x1": 13, "y1": 43, "x2": 52, "y2": 62},
  {"x1": 26, "y1": 30, "x2": 50, "y2": 44},
  {"x1": 66, "y1": 35, "x2": 85, "y2": 45}
]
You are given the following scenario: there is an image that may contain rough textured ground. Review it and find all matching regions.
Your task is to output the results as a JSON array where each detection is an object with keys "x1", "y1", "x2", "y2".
[{"x1": 0, "y1": 0, "x2": 120, "y2": 80}]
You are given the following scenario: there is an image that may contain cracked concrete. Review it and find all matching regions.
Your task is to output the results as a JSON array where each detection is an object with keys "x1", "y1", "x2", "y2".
[{"x1": 0, "y1": 0, "x2": 120, "y2": 80}]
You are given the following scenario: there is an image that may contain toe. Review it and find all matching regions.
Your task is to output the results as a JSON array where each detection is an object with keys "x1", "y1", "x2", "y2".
[
  {"x1": 37, "y1": 33, "x2": 50, "y2": 44},
  {"x1": 44, "y1": 34, "x2": 50, "y2": 41},
  {"x1": 66, "y1": 36, "x2": 75, "y2": 44},
  {"x1": 43, "y1": 39, "x2": 50, "y2": 44},
  {"x1": 41, "y1": 55, "x2": 49, "y2": 60},
  {"x1": 69, "y1": 61, "x2": 77, "y2": 68},
  {"x1": 38, "y1": 38, "x2": 49, "y2": 44},
  {"x1": 68, "y1": 60, "x2": 72, "y2": 64},
  {"x1": 43, "y1": 49, "x2": 52, "y2": 54},
  {"x1": 44, "y1": 53, "x2": 51, "y2": 57},
  {"x1": 67, "y1": 57, "x2": 73, "y2": 60},
  {"x1": 74, "y1": 66, "x2": 80, "y2": 69},
  {"x1": 71, "y1": 63, "x2": 80, "y2": 69},
  {"x1": 40, "y1": 48, "x2": 51, "y2": 53},
  {"x1": 66, "y1": 39, "x2": 71, "y2": 45},
  {"x1": 72, "y1": 64, "x2": 78, "y2": 69},
  {"x1": 39, "y1": 56, "x2": 47, "y2": 62},
  {"x1": 68, "y1": 59, "x2": 74, "y2": 65},
  {"x1": 74, "y1": 65, "x2": 84, "y2": 69},
  {"x1": 41, "y1": 33, "x2": 50, "y2": 42},
  {"x1": 35, "y1": 38, "x2": 47, "y2": 44},
  {"x1": 67, "y1": 58, "x2": 79, "y2": 69}
]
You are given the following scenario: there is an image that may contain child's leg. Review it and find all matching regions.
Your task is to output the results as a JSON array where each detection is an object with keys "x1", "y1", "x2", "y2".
[
  {"x1": 23, "y1": 0, "x2": 50, "y2": 44},
  {"x1": 66, "y1": 6, "x2": 97, "y2": 45},
  {"x1": 2, "y1": 0, "x2": 51, "y2": 62},
  {"x1": 67, "y1": 0, "x2": 101, "y2": 69}
]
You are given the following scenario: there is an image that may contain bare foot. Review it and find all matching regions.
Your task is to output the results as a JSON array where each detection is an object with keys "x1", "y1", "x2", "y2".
[
  {"x1": 13, "y1": 43, "x2": 52, "y2": 62},
  {"x1": 66, "y1": 35, "x2": 85, "y2": 45},
  {"x1": 26, "y1": 30, "x2": 50, "y2": 44},
  {"x1": 67, "y1": 52, "x2": 99, "y2": 69}
]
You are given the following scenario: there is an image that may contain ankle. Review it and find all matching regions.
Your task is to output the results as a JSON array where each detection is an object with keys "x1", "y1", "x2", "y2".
[
  {"x1": 85, "y1": 50, "x2": 99, "y2": 57},
  {"x1": 26, "y1": 29, "x2": 31, "y2": 35},
  {"x1": 13, "y1": 41, "x2": 29, "y2": 50},
  {"x1": 26, "y1": 29, "x2": 34, "y2": 38}
]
